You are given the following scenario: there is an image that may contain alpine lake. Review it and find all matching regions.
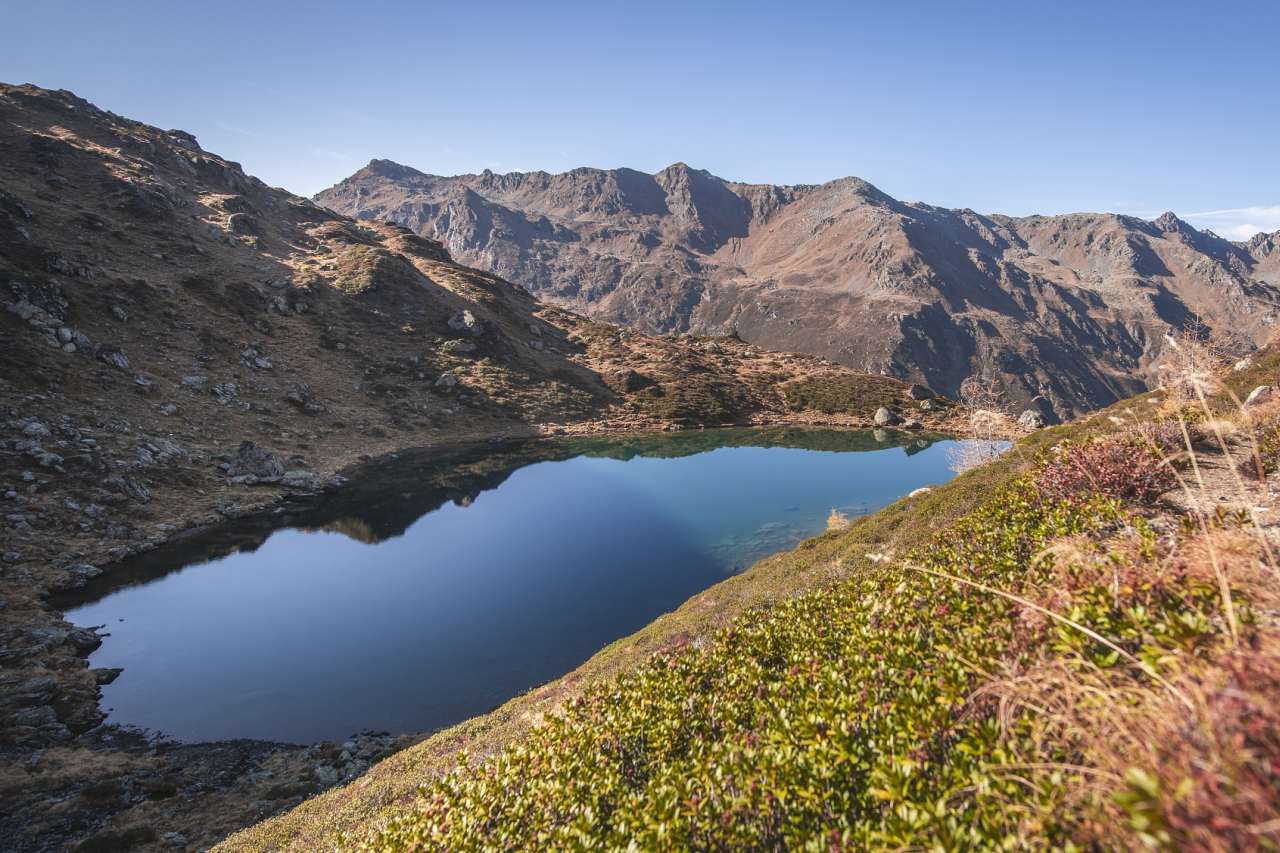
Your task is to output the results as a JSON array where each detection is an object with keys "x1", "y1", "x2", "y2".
[{"x1": 62, "y1": 427, "x2": 966, "y2": 744}]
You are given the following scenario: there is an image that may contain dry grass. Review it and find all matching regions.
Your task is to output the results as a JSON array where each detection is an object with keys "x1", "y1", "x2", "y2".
[{"x1": 978, "y1": 386, "x2": 1280, "y2": 849}]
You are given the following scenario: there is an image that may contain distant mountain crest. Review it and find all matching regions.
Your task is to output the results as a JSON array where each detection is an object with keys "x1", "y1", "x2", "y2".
[{"x1": 317, "y1": 163, "x2": 1280, "y2": 418}]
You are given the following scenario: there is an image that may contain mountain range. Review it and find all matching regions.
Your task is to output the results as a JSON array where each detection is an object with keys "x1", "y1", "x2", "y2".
[{"x1": 318, "y1": 160, "x2": 1280, "y2": 418}]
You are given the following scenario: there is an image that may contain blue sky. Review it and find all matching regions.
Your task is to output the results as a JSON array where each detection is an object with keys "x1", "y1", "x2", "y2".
[{"x1": 4, "y1": 0, "x2": 1278, "y2": 237}]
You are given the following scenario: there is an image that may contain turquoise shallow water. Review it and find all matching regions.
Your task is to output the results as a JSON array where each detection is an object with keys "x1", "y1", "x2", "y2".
[{"x1": 66, "y1": 429, "x2": 961, "y2": 743}]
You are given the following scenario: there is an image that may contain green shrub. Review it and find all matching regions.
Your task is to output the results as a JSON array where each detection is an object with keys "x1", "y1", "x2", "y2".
[{"x1": 363, "y1": 483, "x2": 1117, "y2": 850}]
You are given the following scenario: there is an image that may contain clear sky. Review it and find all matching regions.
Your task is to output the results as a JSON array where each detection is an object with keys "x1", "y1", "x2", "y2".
[{"x1": 4, "y1": 0, "x2": 1278, "y2": 238}]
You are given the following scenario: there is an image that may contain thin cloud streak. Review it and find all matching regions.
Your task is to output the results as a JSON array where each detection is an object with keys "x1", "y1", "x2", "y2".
[{"x1": 1182, "y1": 205, "x2": 1280, "y2": 241}]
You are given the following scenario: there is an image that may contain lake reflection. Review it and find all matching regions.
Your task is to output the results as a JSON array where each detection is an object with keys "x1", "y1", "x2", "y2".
[{"x1": 66, "y1": 428, "x2": 958, "y2": 743}]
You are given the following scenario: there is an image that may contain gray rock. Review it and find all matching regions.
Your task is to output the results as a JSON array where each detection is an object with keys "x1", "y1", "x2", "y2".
[
  {"x1": 19, "y1": 419, "x2": 50, "y2": 438},
  {"x1": 314, "y1": 765, "x2": 340, "y2": 785},
  {"x1": 159, "y1": 403, "x2": 178, "y2": 416},
  {"x1": 907, "y1": 384, "x2": 934, "y2": 400},
  {"x1": 435, "y1": 373, "x2": 458, "y2": 389},
  {"x1": 1233, "y1": 357, "x2": 1254, "y2": 372},
  {"x1": 104, "y1": 474, "x2": 152, "y2": 501},
  {"x1": 241, "y1": 345, "x2": 273, "y2": 370},
  {"x1": 56, "y1": 326, "x2": 73, "y2": 343},
  {"x1": 447, "y1": 310, "x2": 482, "y2": 336},
  {"x1": 442, "y1": 339, "x2": 477, "y2": 355},
  {"x1": 136, "y1": 437, "x2": 186, "y2": 466},
  {"x1": 93, "y1": 667, "x2": 123, "y2": 685},
  {"x1": 28, "y1": 627, "x2": 69, "y2": 648},
  {"x1": 1018, "y1": 409, "x2": 1046, "y2": 430},
  {"x1": 873, "y1": 407, "x2": 901, "y2": 427},
  {"x1": 180, "y1": 374, "x2": 209, "y2": 392},
  {"x1": 11, "y1": 675, "x2": 57, "y2": 704},
  {"x1": 10, "y1": 705, "x2": 59, "y2": 728},
  {"x1": 68, "y1": 627, "x2": 102, "y2": 652},
  {"x1": 901, "y1": 418, "x2": 922, "y2": 430},
  {"x1": 226, "y1": 441, "x2": 284, "y2": 482},
  {"x1": 281, "y1": 470, "x2": 321, "y2": 490},
  {"x1": 96, "y1": 346, "x2": 130, "y2": 370},
  {"x1": 29, "y1": 448, "x2": 63, "y2": 468},
  {"x1": 918, "y1": 398, "x2": 938, "y2": 411},
  {"x1": 1244, "y1": 385, "x2": 1274, "y2": 407},
  {"x1": 285, "y1": 383, "x2": 325, "y2": 415},
  {"x1": 227, "y1": 212, "x2": 259, "y2": 235}
]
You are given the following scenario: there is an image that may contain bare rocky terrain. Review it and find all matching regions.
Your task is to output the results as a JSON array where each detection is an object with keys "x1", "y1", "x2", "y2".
[
  {"x1": 0, "y1": 84, "x2": 966, "y2": 851},
  {"x1": 318, "y1": 160, "x2": 1280, "y2": 419}
]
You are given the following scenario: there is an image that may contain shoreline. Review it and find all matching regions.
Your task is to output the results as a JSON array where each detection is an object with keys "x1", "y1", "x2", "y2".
[{"x1": 3, "y1": 415, "x2": 968, "y2": 851}]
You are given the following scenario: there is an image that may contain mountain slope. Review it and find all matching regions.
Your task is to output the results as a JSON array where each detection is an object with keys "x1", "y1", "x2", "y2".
[
  {"x1": 318, "y1": 161, "x2": 1280, "y2": 418},
  {"x1": 0, "y1": 84, "x2": 958, "y2": 852}
]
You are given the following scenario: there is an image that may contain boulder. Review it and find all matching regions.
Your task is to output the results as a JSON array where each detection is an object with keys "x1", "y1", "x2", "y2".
[
  {"x1": 907, "y1": 384, "x2": 935, "y2": 400},
  {"x1": 1234, "y1": 357, "x2": 1254, "y2": 372},
  {"x1": 1018, "y1": 409, "x2": 1046, "y2": 430},
  {"x1": 873, "y1": 407, "x2": 901, "y2": 427},
  {"x1": 281, "y1": 470, "x2": 321, "y2": 490},
  {"x1": 447, "y1": 310, "x2": 482, "y2": 336},
  {"x1": 226, "y1": 441, "x2": 284, "y2": 482},
  {"x1": 435, "y1": 373, "x2": 458, "y2": 389},
  {"x1": 226, "y1": 212, "x2": 259, "y2": 235}
]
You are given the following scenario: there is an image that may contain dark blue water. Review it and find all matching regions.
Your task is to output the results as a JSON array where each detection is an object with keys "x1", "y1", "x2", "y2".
[{"x1": 66, "y1": 429, "x2": 960, "y2": 743}]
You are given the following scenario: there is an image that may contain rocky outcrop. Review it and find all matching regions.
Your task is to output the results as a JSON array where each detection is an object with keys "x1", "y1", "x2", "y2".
[{"x1": 319, "y1": 163, "x2": 1280, "y2": 419}]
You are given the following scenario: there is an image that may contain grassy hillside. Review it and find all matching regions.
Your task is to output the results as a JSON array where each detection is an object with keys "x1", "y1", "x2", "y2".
[{"x1": 224, "y1": 343, "x2": 1280, "y2": 850}]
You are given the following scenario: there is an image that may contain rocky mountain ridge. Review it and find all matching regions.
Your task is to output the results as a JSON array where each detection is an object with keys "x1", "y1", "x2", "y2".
[{"x1": 318, "y1": 160, "x2": 1280, "y2": 418}]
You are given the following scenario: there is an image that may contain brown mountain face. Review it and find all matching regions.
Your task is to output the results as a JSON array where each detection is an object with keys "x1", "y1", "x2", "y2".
[{"x1": 318, "y1": 161, "x2": 1280, "y2": 420}]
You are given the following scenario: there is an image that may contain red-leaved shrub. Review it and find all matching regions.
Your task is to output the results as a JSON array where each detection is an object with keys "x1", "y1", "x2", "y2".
[{"x1": 1036, "y1": 438, "x2": 1176, "y2": 504}]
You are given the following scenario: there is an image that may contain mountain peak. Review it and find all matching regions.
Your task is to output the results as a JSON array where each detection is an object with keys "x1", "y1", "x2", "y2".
[
  {"x1": 362, "y1": 158, "x2": 426, "y2": 181},
  {"x1": 1152, "y1": 211, "x2": 1189, "y2": 233}
]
